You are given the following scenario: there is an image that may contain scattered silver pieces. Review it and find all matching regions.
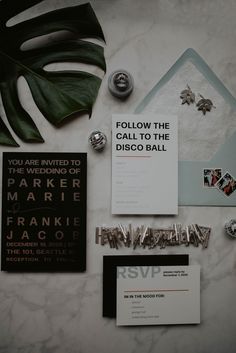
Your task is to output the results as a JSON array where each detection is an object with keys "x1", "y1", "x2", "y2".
[
  {"x1": 180, "y1": 86, "x2": 216, "y2": 115},
  {"x1": 95, "y1": 224, "x2": 211, "y2": 249},
  {"x1": 224, "y1": 219, "x2": 236, "y2": 238},
  {"x1": 196, "y1": 94, "x2": 215, "y2": 115},
  {"x1": 88, "y1": 130, "x2": 107, "y2": 151},
  {"x1": 108, "y1": 70, "x2": 134, "y2": 99},
  {"x1": 180, "y1": 85, "x2": 195, "y2": 105}
]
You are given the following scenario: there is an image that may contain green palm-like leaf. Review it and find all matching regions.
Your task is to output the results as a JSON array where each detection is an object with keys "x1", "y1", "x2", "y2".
[{"x1": 0, "y1": 0, "x2": 106, "y2": 146}]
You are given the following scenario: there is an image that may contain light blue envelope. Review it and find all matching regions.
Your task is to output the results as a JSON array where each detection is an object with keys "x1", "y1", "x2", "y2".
[{"x1": 135, "y1": 48, "x2": 236, "y2": 205}]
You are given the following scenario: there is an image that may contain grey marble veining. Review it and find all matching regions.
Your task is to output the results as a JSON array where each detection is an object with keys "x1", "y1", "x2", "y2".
[{"x1": 1, "y1": 0, "x2": 236, "y2": 352}]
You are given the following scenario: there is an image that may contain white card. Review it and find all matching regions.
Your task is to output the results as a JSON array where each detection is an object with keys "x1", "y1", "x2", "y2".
[
  {"x1": 116, "y1": 265, "x2": 200, "y2": 326},
  {"x1": 111, "y1": 114, "x2": 178, "y2": 214}
]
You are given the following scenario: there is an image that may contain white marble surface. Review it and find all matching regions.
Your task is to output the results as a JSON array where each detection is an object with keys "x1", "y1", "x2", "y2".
[{"x1": 1, "y1": 0, "x2": 236, "y2": 352}]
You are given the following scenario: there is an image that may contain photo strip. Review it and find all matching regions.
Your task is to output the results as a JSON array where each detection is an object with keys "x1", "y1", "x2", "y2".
[
  {"x1": 216, "y1": 172, "x2": 236, "y2": 197},
  {"x1": 203, "y1": 168, "x2": 222, "y2": 187}
]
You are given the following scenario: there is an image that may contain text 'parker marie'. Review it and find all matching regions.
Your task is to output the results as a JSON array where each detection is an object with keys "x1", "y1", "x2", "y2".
[{"x1": 7, "y1": 178, "x2": 80, "y2": 202}]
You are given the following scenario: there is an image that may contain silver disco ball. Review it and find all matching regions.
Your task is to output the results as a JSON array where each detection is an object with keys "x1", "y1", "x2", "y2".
[
  {"x1": 88, "y1": 130, "x2": 107, "y2": 151},
  {"x1": 224, "y1": 219, "x2": 236, "y2": 238}
]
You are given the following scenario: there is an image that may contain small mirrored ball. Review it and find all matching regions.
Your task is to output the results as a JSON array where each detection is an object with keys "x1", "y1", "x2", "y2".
[{"x1": 88, "y1": 130, "x2": 107, "y2": 151}]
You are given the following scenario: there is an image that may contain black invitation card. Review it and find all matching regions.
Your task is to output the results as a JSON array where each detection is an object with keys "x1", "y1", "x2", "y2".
[{"x1": 1, "y1": 152, "x2": 87, "y2": 272}]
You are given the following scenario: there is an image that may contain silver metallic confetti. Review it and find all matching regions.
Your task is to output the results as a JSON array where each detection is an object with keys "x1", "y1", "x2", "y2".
[
  {"x1": 95, "y1": 224, "x2": 211, "y2": 249},
  {"x1": 196, "y1": 94, "x2": 215, "y2": 115},
  {"x1": 180, "y1": 85, "x2": 195, "y2": 105}
]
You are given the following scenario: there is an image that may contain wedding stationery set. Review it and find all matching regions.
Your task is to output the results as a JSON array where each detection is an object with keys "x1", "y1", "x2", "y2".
[
  {"x1": 2, "y1": 47, "x2": 236, "y2": 327},
  {"x1": 102, "y1": 48, "x2": 236, "y2": 326},
  {"x1": 103, "y1": 255, "x2": 200, "y2": 326}
]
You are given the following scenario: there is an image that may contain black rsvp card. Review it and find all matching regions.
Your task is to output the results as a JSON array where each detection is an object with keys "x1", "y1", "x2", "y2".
[{"x1": 103, "y1": 254, "x2": 189, "y2": 317}]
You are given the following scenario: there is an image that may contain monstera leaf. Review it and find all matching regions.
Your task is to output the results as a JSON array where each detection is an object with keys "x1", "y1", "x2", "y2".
[{"x1": 0, "y1": 0, "x2": 106, "y2": 146}]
